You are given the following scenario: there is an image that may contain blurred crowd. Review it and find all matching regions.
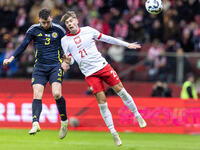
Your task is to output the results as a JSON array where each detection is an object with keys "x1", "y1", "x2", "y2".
[{"x1": 0, "y1": 0, "x2": 200, "y2": 82}]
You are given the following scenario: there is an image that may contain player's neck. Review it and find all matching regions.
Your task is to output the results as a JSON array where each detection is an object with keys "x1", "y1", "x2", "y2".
[{"x1": 70, "y1": 28, "x2": 80, "y2": 35}]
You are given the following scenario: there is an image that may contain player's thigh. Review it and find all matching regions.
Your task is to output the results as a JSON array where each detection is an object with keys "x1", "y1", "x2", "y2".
[
  {"x1": 85, "y1": 76, "x2": 104, "y2": 94},
  {"x1": 32, "y1": 84, "x2": 45, "y2": 99},
  {"x1": 49, "y1": 65, "x2": 64, "y2": 85},
  {"x1": 51, "y1": 82, "x2": 62, "y2": 99},
  {"x1": 94, "y1": 91, "x2": 107, "y2": 104},
  {"x1": 32, "y1": 67, "x2": 48, "y2": 86},
  {"x1": 102, "y1": 64, "x2": 121, "y2": 87},
  {"x1": 111, "y1": 82, "x2": 124, "y2": 93}
]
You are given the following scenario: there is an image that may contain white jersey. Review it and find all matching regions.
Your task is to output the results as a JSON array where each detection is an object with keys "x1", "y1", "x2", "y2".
[{"x1": 61, "y1": 26, "x2": 129, "y2": 77}]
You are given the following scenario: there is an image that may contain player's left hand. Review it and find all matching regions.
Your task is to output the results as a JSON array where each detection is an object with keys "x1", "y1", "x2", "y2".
[
  {"x1": 128, "y1": 42, "x2": 141, "y2": 49},
  {"x1": 62, "y1": 62, "x2": 70, "y2": 72}
]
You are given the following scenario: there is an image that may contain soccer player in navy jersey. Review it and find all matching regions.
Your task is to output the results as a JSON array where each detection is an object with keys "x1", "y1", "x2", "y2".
[{"x1": 3, "y1": 8, "x2": 68, "y2": 139}]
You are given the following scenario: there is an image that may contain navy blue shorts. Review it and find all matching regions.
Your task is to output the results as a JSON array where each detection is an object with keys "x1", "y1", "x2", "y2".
[{"x1": 32, "y1": 64, "x2": 64, "y2": 86}]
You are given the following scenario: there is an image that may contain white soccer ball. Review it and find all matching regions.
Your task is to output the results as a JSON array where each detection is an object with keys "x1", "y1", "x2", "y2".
[
  {"x1": 145, "y1": 0, "x2": 163, "y2": 14},
  {"x1": 69, "y1": 117, "x2": 80, "y2": 127}
]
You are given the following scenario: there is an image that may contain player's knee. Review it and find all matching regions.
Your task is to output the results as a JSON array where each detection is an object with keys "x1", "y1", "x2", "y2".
[
  {"x1": 112, "y1": 83, "x2": 124, "y2": 93},
  {"x1": 33, "y1": 91, "x2": 43, "y2": 99},
  {"x1": 53, "y1": 91, "x2": 61, "y2": 100},
  {"x1": 97, "y1": 97, "x2": 107, "y2": 104}
]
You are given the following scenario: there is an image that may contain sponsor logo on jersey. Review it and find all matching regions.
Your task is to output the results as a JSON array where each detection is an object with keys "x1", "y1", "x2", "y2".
[
  {"x1": 45, "y1": 34, "x2": 50, "y2": 37},
  {"x1": 52, "y1": 32, "x2": 58, "y2": 38},
  {"x1": 37, "y1": 33, "x2": 43, "y2": 36}
]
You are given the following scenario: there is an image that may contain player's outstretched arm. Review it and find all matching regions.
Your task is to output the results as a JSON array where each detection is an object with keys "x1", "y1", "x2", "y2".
[
  {"x1": 3, "y1": 56, "x2": 15, "y2": 66},
  {"x1": 90, "y1": 26, "x2": 142, "y2": 49},
  {"x1": 98, "y1": 33, "x2": 141, "y2": 49}
]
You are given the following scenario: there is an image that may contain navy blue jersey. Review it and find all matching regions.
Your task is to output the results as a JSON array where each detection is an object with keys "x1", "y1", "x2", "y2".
[{"x1": 13, "y1": 23, "x2": 66, "y2": 66}]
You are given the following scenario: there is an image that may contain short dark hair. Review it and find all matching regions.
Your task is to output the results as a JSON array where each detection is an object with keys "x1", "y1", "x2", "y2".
[
  {"x1": 61, "y1": 10, "x2": 77, "y2": 22},
  {"x1": 39, "y1": 8, "x2": 51, "y2": 20},
  {"x1": 186, "y1": 73, "x2": 194, "y2": 80}
]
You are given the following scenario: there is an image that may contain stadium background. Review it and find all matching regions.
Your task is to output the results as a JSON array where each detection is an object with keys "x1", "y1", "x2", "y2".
[{"x1": 0, "y1": 0, "x2": 200, "y2": 150}]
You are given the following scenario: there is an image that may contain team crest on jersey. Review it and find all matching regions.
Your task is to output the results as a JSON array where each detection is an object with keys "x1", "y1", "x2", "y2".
[
  {"x1": 74, "y1": 36, "x2": 81, "y2": 44},
  {"x1": 52, "y1": 32, "x2": 58, "y2": 38}
]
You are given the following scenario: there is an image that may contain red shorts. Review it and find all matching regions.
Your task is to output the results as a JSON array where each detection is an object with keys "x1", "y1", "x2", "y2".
[{"x1": 85, "y1": 64, "x2": 121, "y2": 94}]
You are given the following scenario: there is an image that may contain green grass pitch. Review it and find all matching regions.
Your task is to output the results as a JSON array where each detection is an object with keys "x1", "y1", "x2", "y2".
[{"x1": 0, "y1": 129, "x2": 200, "y2": 150}]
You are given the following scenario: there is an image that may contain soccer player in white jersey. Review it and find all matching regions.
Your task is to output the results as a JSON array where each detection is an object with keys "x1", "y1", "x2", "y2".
[{"x1": 61, "y1": 11, "x2": 147, "y2": 146}]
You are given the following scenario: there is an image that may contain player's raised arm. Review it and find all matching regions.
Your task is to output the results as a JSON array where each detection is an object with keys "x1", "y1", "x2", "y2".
[
  {"x1": 3, "y1": 29, "x2": 33, "y2": 66},
  {"x1": 98, "y1": 33, "x2": 141, "y2": 49},
  {"x1": 90, "y1": 27, "x2": 141, "y2": 49}
]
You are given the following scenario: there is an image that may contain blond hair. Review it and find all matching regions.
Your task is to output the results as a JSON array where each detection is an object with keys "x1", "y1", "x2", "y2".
[{"x1": 61, "y1": 11, "x2": 77, "y2": 22}]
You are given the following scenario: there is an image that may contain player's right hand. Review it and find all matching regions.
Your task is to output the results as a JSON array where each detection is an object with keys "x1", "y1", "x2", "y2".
[{"x1": 3, "y1": 56, "x2": 15, "y2": 66}]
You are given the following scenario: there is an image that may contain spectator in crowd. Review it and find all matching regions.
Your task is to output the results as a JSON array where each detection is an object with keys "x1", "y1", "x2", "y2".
[
  {"x1": 108, "y1": 38, "x2": 125, "y2": 63},
  {"x1": 180, "y1": 73, "x2": 198, "y2": 100},
  {"x1": 167, "y1": 48, "x2": 192, "y2": 83},
  {"x1": 151, "y1": 80, "x2": 172, "y2": 97},
  {"x1": 15, "y1": 7, "x2": 31, "y2": 34},
  {"x1": 0, "y1": 28, "x2": 9, "y2": 49},
  {"x1": 0, "y1": 42, "x2": 17, "y2": 77},
  {"x1": 17, "y1": 44, "x2": 34, "y2": 78},
  {"x1": 193, "y1": 29, "x2": 200, "y2": 52},
  {"x1": 146, "y1": 39, "x2": 162, "y2": 65},
  {"x1": 29, "y1": 0, "x2": 43, "y2": 24},
  {"x1": 127, "y1": 13, "x2": 146, "y2": 43},
  {"x1": 180, "y1": 27, "x2": 194, "y2": 52},
  {"x1": 153, "y1": 48, "x2": 167, "y2": 81},
  {"x1": 149, "y1": 19, "x2": 163, "y2": 42},
  {"x1": 193, "y1": 15, "x2": 200, "y2": 52},
  {"x1": 114, "y1": 19, "x2": 128, "y2": 39},
  {"x1": 146, "y1": 39, "x2": 163, "y2": 81},
  {"x1": 164, "y1": 19, "x2": 180, "y2": 42}
]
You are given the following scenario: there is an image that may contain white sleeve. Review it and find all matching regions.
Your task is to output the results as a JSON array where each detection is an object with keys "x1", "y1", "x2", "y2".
[
  {"x1": 67, "y1": 54, "x2": 75, "y2": 65},
  {"x1": 88, "y1": 26, "x2": 129, "y2": 47},
  {"x1": 99, "y1": 34, "x2": 129, "y2": 47},
  {"x1": 61, "y1": 37, "x2": 74, "y2": 65}
]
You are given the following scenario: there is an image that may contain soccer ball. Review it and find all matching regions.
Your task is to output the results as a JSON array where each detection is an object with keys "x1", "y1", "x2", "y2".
[
  {"x1": 145, "y1": 0, "x2": 163, "y2": 14},
  {"x1": 69, "y1": 117, "x2": 80, "y2": 127}
]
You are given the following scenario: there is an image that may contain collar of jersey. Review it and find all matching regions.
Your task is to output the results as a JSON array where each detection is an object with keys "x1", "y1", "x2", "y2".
[
  {"x1": 67, "y1": 28, "x2": 81, "y2": 36},
  {"x1": 39, "y1": 23, "x2": 53, "y2": 31}
]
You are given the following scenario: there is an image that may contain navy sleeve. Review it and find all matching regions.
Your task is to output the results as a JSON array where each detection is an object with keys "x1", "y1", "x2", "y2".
[
  {"x1": 57, "y1": 26, "x2": 66, "y2": 57},
  {"x1": 60, "y1": 28, "x2": 65, "y2": 39},
  {"x1": 13, "y1": 30, "x2": 33, "y2": 58},
  {"x1": 187, "y1": 86, "x2": 193, "y2": 98}
]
